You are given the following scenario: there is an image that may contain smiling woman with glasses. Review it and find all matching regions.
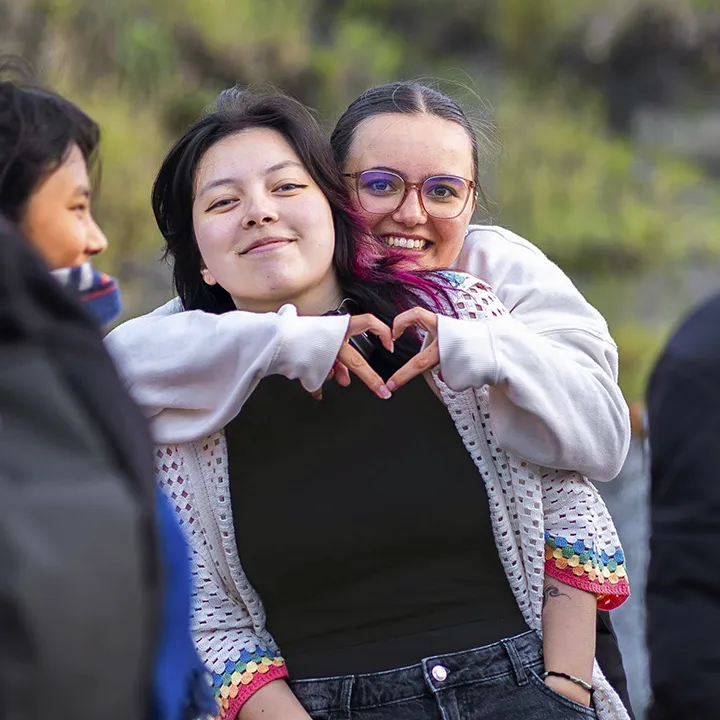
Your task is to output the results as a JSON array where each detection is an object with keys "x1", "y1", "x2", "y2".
[{"x1": 330, "y1": 81, "x2": 635, "y2": 718}]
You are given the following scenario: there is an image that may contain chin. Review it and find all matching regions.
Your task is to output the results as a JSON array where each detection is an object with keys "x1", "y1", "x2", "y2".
[
  {"x1": 393, "y1": 254, "x2": 430, "y2": 272},
  {"x1": 236, "y1": 274, "x2": 314, "y2": 304},
  {"x1": 418, "y1": 247, "x2": 458, "y2": 272}
]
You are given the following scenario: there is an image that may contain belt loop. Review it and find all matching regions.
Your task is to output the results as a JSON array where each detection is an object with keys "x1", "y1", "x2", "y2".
[
  {"x1": 501, "y1": 637, "x2": 528, "y2": 686},
  {"x1": 341, "y1": 676, "x2": 355, "y2": 715}
]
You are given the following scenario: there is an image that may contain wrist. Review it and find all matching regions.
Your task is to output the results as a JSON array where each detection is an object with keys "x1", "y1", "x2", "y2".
[{"x1": 543, "y1": 674, "x2": 592, "y2": 707}]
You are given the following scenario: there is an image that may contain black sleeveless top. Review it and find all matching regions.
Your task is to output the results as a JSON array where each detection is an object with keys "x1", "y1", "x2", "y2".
[{"x1": 226, "y1": 357, "x2": 527, "y2": 679}]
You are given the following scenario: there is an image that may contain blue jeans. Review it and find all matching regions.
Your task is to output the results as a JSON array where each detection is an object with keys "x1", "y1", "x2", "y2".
[{"x1": 290, "y1": 630, "x2": 596, "y2": 720}]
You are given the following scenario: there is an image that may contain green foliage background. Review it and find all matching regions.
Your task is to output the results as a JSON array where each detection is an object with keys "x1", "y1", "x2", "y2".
[{"x1": 6, "y1": 0, "x2": 719, "y2": 402}]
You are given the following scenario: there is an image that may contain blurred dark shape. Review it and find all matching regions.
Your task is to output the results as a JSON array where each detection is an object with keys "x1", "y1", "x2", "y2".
[
  {"x1": 0, "y1": 215, "x2": 160, "y2": 720},
  {"x1": 603, "y1": 3, "x2": 698, "y2": 134},
  {"x1": 316, "y1": 0, "x2": 493, "y2": 61},
  {"x1": 646, "y1": 291, "x2": 720, "y2": 719},
  {"x1": 169, "y1": 24, "x2": 321, "y2": 125},
  {"x1": 559, "y1": 2, "x2": 720, "y2": 134}
]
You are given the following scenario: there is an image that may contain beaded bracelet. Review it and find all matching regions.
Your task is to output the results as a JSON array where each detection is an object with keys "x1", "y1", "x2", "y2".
[{"x1": 542, "y1": 671, "x2": 595, "y2": 697}]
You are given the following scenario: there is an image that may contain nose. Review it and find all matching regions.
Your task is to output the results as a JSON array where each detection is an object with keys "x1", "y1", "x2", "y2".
[
  {"x1": 87, "y1": 217, "x2": 108, "y2": 256},
  {"x1": 242, "y1": 195, "x2": 279, "y2": 229},
  {"x1": 392, "y1": 186, "x2": 427, "y2": 227}
]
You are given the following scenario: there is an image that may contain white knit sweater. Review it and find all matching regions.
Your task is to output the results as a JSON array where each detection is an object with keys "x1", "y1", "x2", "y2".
[{"x1": 107, "y1": 226, "x2": 630, "y2": 480}]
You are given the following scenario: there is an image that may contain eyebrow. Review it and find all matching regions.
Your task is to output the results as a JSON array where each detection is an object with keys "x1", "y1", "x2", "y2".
[
  {"x1": 365, "y1": 165, "x2": 404, "y2": 176},
  {"x1": 363, "y1": 166, "x2": 461, "y2": 180},
  {"x1": 73, "y1": 185, "x2": 91, "y2": 198},
  {"x1": 198, "y1": 160, "x2": 306, "y2": 197}
]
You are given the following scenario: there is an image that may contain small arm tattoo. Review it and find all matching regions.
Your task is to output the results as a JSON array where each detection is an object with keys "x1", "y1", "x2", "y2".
[{"x1": 543, "y1": 584, "x2": 570, "y2": 609}]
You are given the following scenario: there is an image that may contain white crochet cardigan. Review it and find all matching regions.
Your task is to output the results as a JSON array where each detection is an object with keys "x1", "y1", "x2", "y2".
[{"x1": 124, "y1": 271, "x2": 631, "y2": 720}]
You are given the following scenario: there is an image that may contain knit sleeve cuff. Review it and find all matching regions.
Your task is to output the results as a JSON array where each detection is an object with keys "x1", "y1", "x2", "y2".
[
  {"x1": 544, "y1": 533, "x2": 630, "y2": 610},
  {"x1": 212, "y1": 647, "x2": 288, "y2": 719}
]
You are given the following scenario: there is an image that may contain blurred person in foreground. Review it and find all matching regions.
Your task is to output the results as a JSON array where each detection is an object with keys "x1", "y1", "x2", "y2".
[
  {"x1": 0, "y1": 66, "x2": 214, "y2": 720},
  {"x1": 646, "y1": 294, "x2": 720, "y2": 719}
]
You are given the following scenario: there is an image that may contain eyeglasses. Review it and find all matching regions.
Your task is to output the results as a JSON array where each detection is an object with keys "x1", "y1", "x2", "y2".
[{"x1": 343, "y1": 170, "x2": 477, "y2": 220}]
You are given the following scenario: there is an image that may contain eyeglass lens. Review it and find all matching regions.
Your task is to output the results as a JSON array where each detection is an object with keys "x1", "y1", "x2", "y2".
[{"x1": 355, "y1": 170, "x2": 471, "y2": 219}]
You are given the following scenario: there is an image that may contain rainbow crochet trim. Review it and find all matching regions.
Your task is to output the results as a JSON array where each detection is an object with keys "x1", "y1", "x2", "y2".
[
  {"x1": 544, "y1": 532, "x2": 630, "y2": 610},
  {"x1": 213, "y1": 646, "x2": 288, "y2": 719}
]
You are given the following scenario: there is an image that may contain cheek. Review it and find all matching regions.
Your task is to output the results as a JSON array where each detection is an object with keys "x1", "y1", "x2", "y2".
[
  {"x1": 193, "y1": 215, "x2": 233, "y2": 267},
  {"x1": 24, "y1": 208, "x2": 84, "y2": 268},
  {"x1": 298, "y1": 196, "x2": 337, "y2": 257},
  {"x1": 353, "y1": 206, "x2": 376, "y2": 234},
  {"x1": 434, "y1": 218, "x2": 467, "y2": 253}
]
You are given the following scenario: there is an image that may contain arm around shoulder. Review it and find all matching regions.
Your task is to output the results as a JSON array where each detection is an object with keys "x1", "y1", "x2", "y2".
[{"x1": 105, "y1": 303, "x2": 349, "y2": 444}]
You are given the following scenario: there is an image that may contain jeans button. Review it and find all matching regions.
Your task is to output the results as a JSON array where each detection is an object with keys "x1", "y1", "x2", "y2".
[{"x1": 431, "y1": 664, "x2": 449, "y2": 682}]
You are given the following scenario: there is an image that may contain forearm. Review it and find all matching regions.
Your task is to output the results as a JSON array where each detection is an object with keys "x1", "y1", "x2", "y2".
[
  {"x1": 237, "y1": 679, "x2": 312, "y2": 720},
  {"x1": 541, "y1": 576, "x2": 596, "y2": 704},
  {"x1": 106, "y1": 305, "x2": 348, "y2": 443}
]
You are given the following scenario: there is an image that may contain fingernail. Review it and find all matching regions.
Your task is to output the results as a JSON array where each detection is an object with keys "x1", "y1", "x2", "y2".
[
  {"x1": 378, "y1": 384, "x2": 392, "y2": 399},
  {"x1": 386, "y1": 380, "x2": 396, "y2": 392}
]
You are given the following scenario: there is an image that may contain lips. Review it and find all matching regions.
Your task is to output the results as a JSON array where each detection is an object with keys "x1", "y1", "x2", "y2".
[
  {"x1": 381, "y1": 235, "x2": 432, "y2": 251},
  {"x1": 240, "y1": 236, "x2": 294, "y2": 255}
]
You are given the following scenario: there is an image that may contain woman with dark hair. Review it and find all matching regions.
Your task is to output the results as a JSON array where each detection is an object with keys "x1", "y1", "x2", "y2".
[
  {"x1": 108, "y1": 86, "x2": 629, "y2": 720},
  {"x1": 0, "y1": 70, "x2": 214, "y2": 720},
  {"x1": 0, "y1": 76, "x2": 108, "y2": 265}
]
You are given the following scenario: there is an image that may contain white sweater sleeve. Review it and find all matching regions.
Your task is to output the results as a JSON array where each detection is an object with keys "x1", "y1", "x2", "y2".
[
  {"x1": 105, "y1": 299, "x2": 349, "y2": 444},
  {"x1": 445, "y1": 227, "x2": 631, "y2": 481}
]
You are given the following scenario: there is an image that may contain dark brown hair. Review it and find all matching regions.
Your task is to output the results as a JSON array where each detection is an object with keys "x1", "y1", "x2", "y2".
[{"x1": 0, "y1": 59, "x2": 100, "y2": 222}]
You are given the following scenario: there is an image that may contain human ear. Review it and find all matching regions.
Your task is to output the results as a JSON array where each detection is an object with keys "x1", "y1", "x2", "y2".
[{"x1": 201, "y1": 266, "x2": 218, "y2": 286}]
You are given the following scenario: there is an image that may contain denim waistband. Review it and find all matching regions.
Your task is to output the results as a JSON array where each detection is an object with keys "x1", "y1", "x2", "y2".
[{"x1": 289, "y1": 630, "x2": 544, "y2": 714}]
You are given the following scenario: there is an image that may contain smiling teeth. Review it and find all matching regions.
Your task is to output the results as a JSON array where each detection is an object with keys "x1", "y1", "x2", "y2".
[{"x1": 384, "y1": 237, "x2": 426, "y2": 250}]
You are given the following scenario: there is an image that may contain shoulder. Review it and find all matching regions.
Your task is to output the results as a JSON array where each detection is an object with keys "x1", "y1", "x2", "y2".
[
  {"x1": 105, "y1": 297, "x2": 186, "y2": 352},
  {"x1": 434, "y1": 270, "x2": 508, "y2": 318},
  {"x1": 461, "y1": 224, "x2": 550, "y2": 260},
  {"x1": 648, "y1": 294, "x2": 720, "y2": 436},
  {"x1": 148, "y1": 296, "x2": 185, "y2": 317},
  {"x1": 123, "y1": 296, "x2": 185, "y2": 326},
  {"x1": 457, "y1": 225, "x2": 612, "y2": 338},
  {"x1": 435, "y1": 269, "x2": 494, "y2": 293},
  {"x1": 656, "y1": 292, "x2": 720, "y2": 370},
  {"x1": 435, "y1": 269, "x2": 483, "y2": 291},
  {"x1": 454, "y1": 224, "x2": 573, "y2": 296},
  {"x1": 108, "y1": 296, "x2": 183, "y2": 333}
]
